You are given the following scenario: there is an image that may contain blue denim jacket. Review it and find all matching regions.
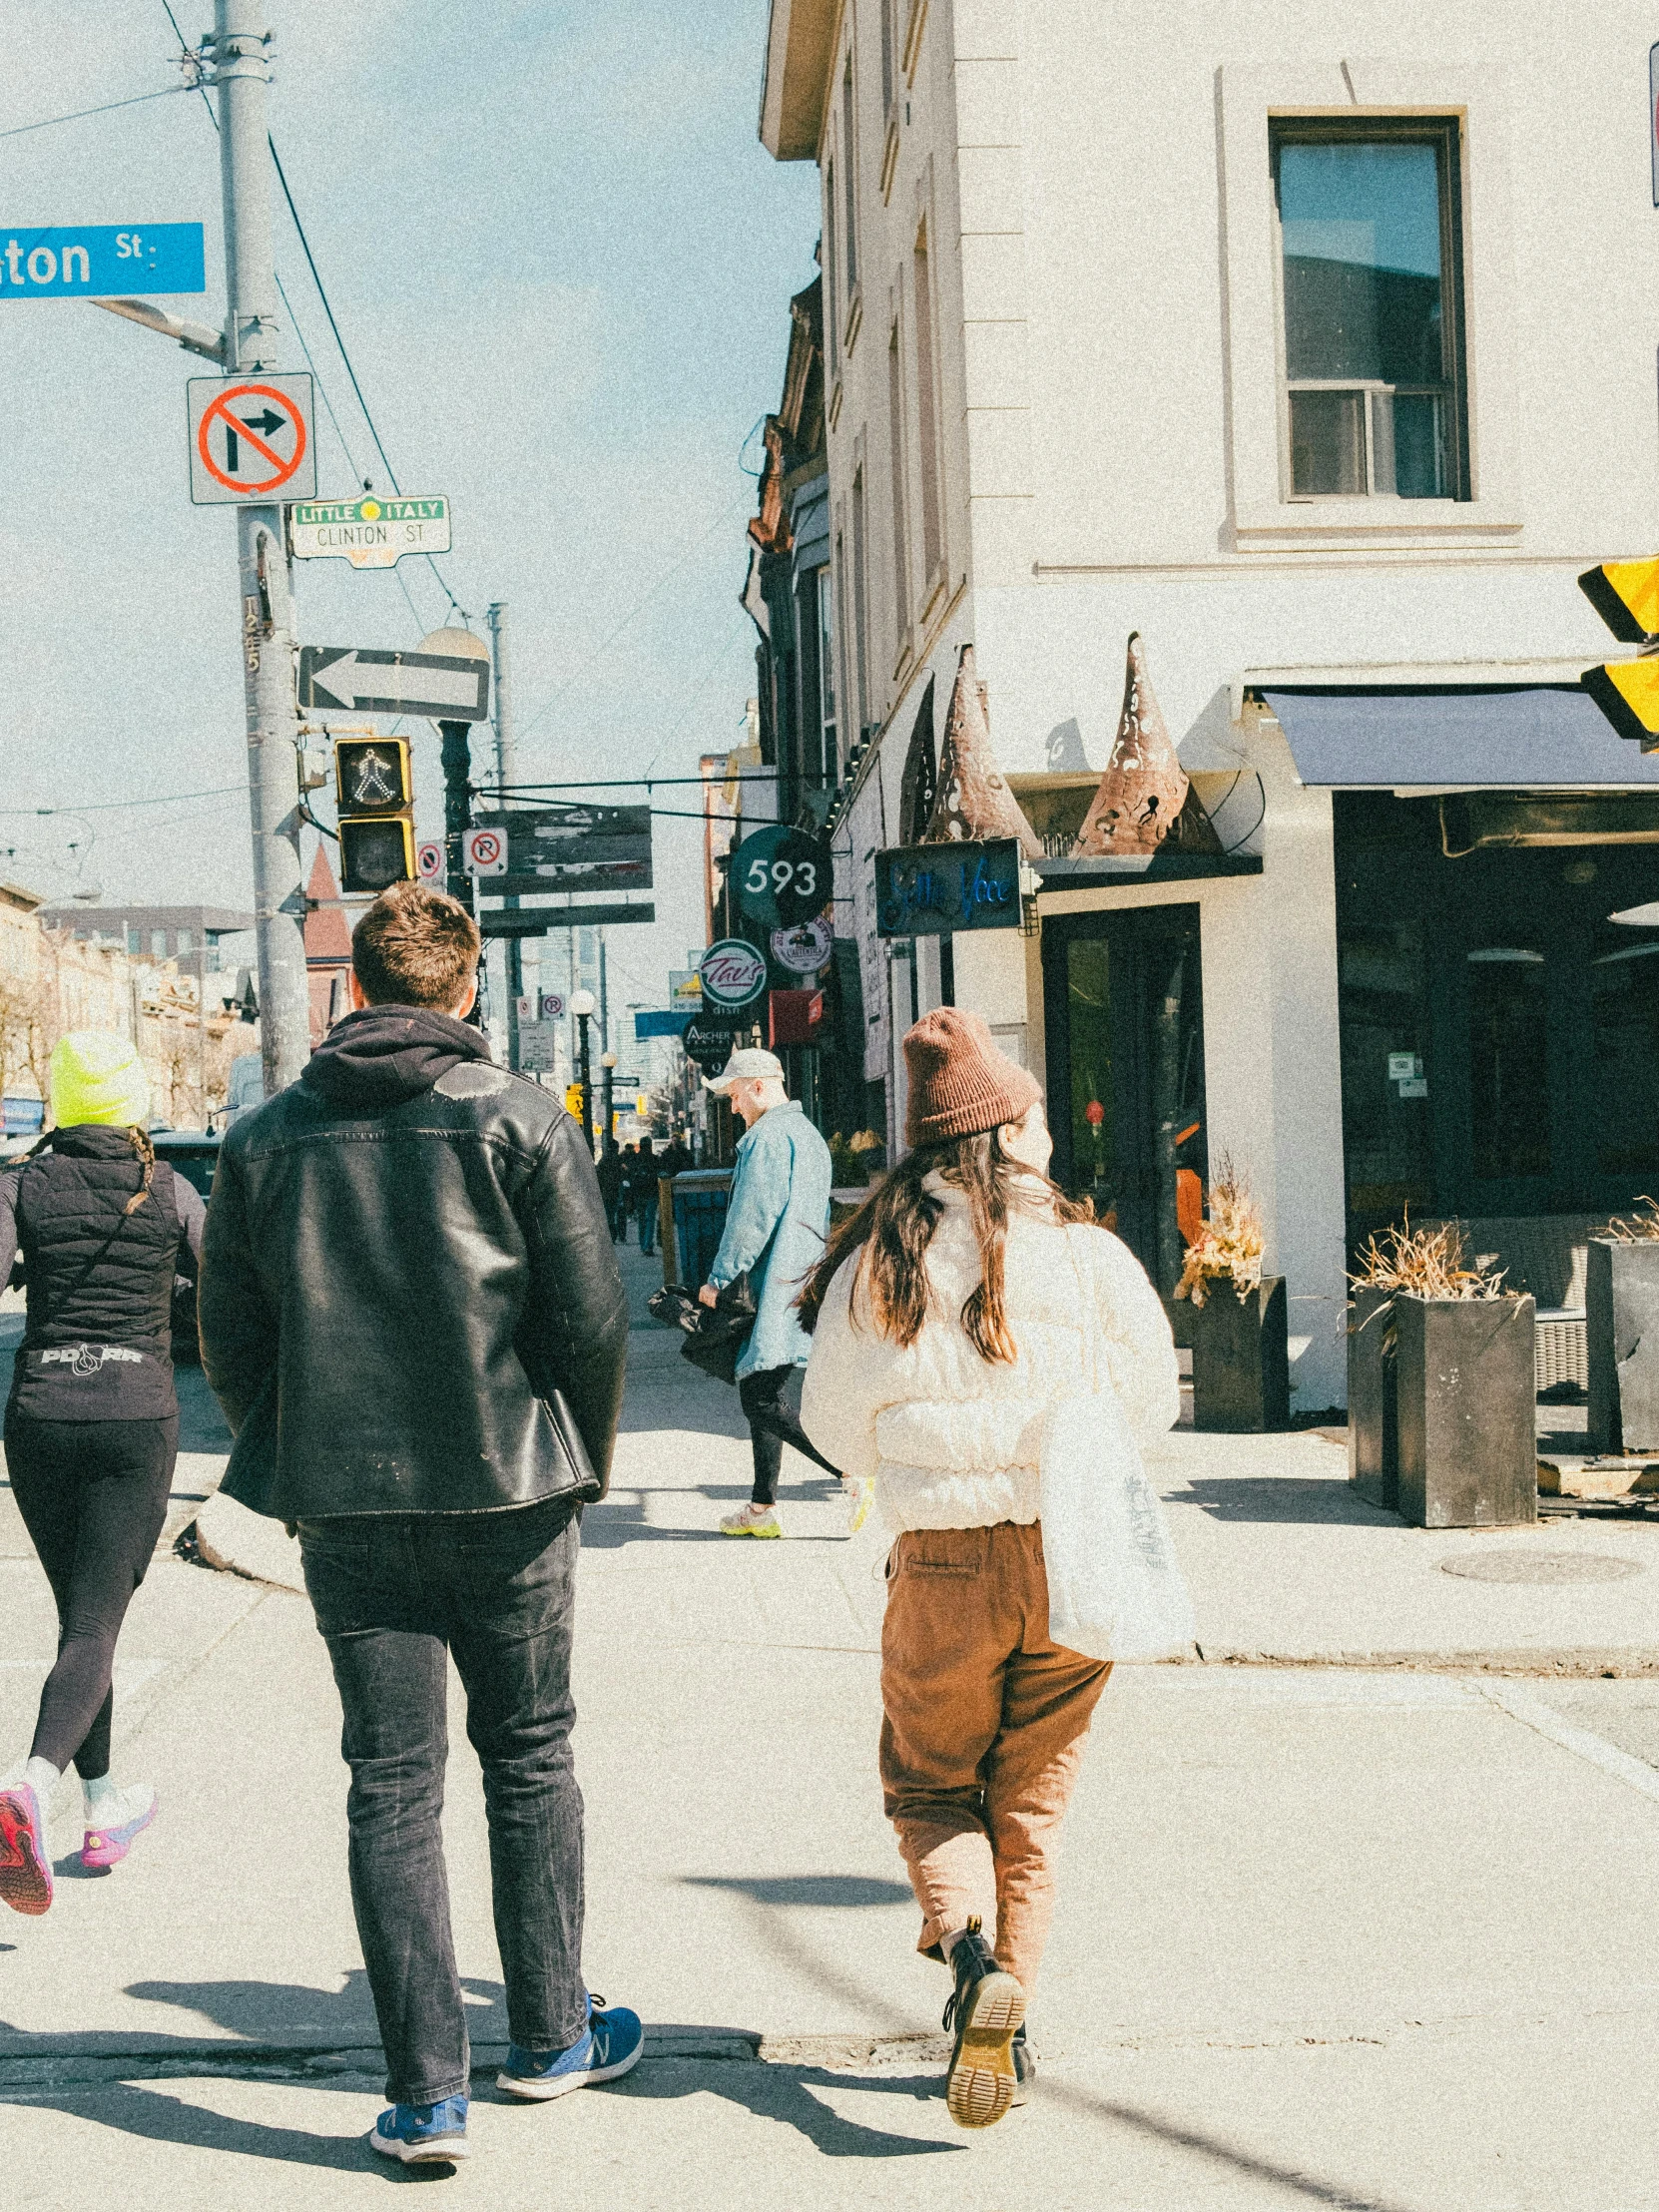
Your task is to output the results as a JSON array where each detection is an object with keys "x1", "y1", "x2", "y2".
[{"x1": 707, "y1": 1100, "x2": 831, "y2": 1380}]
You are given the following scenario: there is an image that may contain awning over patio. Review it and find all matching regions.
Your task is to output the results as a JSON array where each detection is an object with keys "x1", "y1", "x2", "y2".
[{"x1": 1260, "y1": 685, "x2": 1659, "y2": 787}]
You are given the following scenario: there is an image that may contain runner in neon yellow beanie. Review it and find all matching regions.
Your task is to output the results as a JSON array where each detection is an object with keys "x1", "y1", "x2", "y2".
[{"x1": 50, "y1": 1032, "x2": 151, "y2": 1130}]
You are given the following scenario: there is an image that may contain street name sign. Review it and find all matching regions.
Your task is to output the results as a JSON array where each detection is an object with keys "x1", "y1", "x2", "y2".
[
  {"x1": 290, "y1": 495, "x2": 451, "y2": 568},
  {"x1": 188, "y1": 373, "x2": 315, "y2": 503},
  {"x1": 297, "y1": 645, "x2": 490, "y2": 723},
  {"x1": 0, "y1": 224, "x2": 205, "y2": 298},
  {"x1": 479, "y1": 901, "x2": 655, "y2": 938},
  {"x1": 470, "y1": 805, "x2": 653, "y2": 897}
]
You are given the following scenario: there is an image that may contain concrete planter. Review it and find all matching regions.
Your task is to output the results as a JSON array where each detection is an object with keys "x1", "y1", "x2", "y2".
[
  {"x1": 1586, "y1": 1238, "x2": 1659, "y2": 1454},
  {"x1": 1188, "y1": 1275, "x2": 1290, "y2": 1432},
  {"x1": 1347, "y1": 1285, "x2": 1397, "y2": 1511},
  {"x1": 1392, "y1": 1293, "x2": 1536, "y2": 1528}
]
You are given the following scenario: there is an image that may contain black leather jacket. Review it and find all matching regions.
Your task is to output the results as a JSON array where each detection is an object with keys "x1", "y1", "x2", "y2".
[{"x1": 199, "y1": 1006, "x2": 627, "y2": 1522}]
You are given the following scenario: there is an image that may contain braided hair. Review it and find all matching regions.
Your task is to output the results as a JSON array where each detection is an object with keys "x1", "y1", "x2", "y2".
[{"x1": 19, "y1": 1123, "x2": 156, "y2": 1213}]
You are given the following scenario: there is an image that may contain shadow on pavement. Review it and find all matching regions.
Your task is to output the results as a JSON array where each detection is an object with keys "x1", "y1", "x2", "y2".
[
  {"x1": 683, "y1": 1874, "x2": 913, "y2": 1910},
  {"x1": 1046, "y1": 2078, "x2": 1421, "y2": 2212},
  {"x1": 1171, "y1": 1478, "x2": 1402, "y2": 1527},
  {"x1": 609, "y1": 2055, "x2": 956, "y2": 2159}
]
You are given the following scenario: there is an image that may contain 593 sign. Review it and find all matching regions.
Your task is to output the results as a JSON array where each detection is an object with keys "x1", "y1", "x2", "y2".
[{"x1": 731, "y1": 826, "x2": 830, "y2": 930}]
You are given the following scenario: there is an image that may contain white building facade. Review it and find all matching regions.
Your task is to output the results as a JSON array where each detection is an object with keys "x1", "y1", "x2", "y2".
[{"x1": 762, "y1": 0, "x2": 1659, "y2": 1410}]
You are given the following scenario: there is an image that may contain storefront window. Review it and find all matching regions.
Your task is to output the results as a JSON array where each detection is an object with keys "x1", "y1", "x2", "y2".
[
  {"x1": 1466, "y1": 946, "x2": 1550, "y2": 1181},
  {"x1": 1590, "y1": 929, "x2": 1659, "y2": 1175},
  {"x1": 1337, "y1": 920, "x2": 1432, "y2": 1216}
]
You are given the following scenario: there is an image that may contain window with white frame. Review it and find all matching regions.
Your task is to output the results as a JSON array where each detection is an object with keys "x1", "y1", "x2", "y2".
[
  {"x1": 1273, "y1": 118, "x2": 1468, "y2": 500},
  {"x1": 824, "y1": 164, "x2": 839, "y2": 381},
  {"x1": 840, "y1": 58, "x2": 858, "y2": 297},
  {"x1": 817, "y1": 566, "x2": 837, "y2": 773},
  {"x1": 912, "y1": 221, "x2": 943, "y2": 587},
  {"x1": 887, "y1": 319, "x2": 909, "y2": 645},
  {"x1": 850, "y1": 462, "x2": 870, "y2": 738}
]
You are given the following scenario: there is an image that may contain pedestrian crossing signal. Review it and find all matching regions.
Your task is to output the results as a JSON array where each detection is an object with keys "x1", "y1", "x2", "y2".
[
  {"x1": 1579, "y1": 559, "x2": 1659, "y2": 644},
  {"x1": 1582, "y1": 658, "x2": 1659, "y2": 750},
  {"x1": 335, "y1": 735, "x2": 416, "y2": 891}
]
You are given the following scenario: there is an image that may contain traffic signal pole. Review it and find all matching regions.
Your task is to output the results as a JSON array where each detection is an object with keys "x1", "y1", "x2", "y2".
[
  {"x1": 214, "y1": 0, "x2": 310, "y2": 1095},
  {"x1": 487, "y1": 601, "x2": 522, "y2": 1068}
]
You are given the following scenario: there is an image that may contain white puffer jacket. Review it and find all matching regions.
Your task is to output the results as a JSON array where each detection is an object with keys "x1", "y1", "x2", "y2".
[{"x1": 801, "y1": 1173, "x2": 1180, "y2": 1534}]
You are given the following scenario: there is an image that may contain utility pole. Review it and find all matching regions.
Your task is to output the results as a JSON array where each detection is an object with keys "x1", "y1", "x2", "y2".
[
  {"x1": 488, "y1": 601, "x2": 521, "y2": 1069},
  {"x1": 214, "y1": 0, "x2": 310, "y2": 1095}
]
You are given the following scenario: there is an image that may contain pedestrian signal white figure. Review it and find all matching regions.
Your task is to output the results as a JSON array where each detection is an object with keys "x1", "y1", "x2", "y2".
[
  {"x1": 0, "y1": 1034, "x2": 206, "y2": 1915},
  {"x1": 800, "y1": 1007, "x2": 1180, "y2": 2130}
]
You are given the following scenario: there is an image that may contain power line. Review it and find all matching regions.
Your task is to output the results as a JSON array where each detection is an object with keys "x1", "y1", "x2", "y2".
[
  {"x1": 267, "y1": 134, "x2": 467, "y2": 626},
  {"x1": 0, "y1": 784, "x2": 243, "y2": 817},
  {"x1": 0, "y1": 83, "x2": 192, "y2": 143}
]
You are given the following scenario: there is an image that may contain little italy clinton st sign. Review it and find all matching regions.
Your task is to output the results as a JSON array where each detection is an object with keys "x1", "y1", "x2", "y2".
[{"x1": 291, "y1": 495, "x2": 452, "y2": 569}]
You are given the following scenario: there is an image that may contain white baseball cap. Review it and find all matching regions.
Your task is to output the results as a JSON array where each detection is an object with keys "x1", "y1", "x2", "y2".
[{"x1": 704, "y1": 1047, "x2": 785, "y2": 1093}]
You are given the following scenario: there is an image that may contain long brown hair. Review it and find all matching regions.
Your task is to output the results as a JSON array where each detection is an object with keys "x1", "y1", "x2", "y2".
[{"x1": 799, "y1": 1130, "x2": 1095, "y2": 1365}]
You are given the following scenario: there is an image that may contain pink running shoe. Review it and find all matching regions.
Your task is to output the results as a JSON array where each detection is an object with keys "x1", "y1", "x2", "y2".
[
  {"x1": 0, "y1": 1785, "x2": 53, "y2": 1916},
  {"x1": 81, "y1": 1790, "x2": 157, "y2": 1871}
]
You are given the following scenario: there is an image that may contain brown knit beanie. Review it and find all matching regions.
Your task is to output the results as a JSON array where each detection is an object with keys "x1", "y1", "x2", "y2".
[{"x1": 903, "y1": 1006, "x2": 1042, "y2": 1147}]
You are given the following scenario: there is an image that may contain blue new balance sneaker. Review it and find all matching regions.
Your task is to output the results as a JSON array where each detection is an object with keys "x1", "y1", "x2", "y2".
[
  {"x1": 368, "y1": 2094, "x2": 470, "y2": 2164},
  {"x1": 497, "y1": 1995, "x2": 645, "y2": 2101}
]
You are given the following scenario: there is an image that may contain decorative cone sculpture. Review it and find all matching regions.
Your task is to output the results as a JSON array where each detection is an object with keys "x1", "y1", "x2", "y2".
[
  {"x1": 921, "y1": 644, "x2": 1041, "y2": 858},
  {"x1": 1072, "y1": 632, "x2": 1192, "y2": 856}
]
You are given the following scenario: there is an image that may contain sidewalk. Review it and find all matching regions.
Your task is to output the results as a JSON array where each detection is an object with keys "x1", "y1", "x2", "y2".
[{"x1": 5, "y1": 1248, "x2": 1659, "y2": 2207}]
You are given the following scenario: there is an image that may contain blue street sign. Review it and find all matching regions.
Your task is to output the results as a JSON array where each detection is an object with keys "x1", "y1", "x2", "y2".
[
  {"x1": 0, "y1": 225, "x2": 206, "y2": 299},
  {"x1": 634, "y1": 1009, "x2": 694, "y2": 1041}
]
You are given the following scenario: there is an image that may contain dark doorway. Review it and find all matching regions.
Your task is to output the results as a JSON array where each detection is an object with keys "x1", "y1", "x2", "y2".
[{"x1": 1042, "y1": 903, "x2": 1208, "y2": 1295}]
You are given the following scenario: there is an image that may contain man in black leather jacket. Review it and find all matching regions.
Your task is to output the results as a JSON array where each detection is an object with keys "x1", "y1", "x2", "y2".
[{"x1": 199, "y1": 881, "x2": 639, "y2": 2165}]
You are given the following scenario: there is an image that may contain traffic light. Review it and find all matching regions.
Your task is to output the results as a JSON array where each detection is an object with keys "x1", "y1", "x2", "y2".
[
  {"x1": 334, "y1": 735, "x2": 415, "y2": 891},
  {"x1": 565, "y1": 1082, "x2": 585, "y2": 1120}
]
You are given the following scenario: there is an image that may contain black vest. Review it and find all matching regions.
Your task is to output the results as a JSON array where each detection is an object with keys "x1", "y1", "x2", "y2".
[{"x1": 9, "y1": 1126, "x2": 183, "y2": 1419}]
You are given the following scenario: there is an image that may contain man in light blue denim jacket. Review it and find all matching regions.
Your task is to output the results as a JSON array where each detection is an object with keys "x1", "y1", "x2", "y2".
[{"x1": 698, "y1": 1049, "x2": 846, "y2": 1536}]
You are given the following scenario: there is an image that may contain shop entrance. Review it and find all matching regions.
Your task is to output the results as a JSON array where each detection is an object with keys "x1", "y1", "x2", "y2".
[
  {"x1": 1042, "y1": 903, "x2": 1209, "y2": 1295},
  {"x1": 1336, "y1": 793, "x2": 1659, "y2": 1242}
]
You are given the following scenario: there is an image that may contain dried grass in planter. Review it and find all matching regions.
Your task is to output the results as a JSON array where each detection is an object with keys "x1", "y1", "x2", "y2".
[
  {"x1": 1599, "y1": 1197, "x2": 1659, "y2": 1244},
  {"x1": 1175, "y1": 1158, "x2": 1265, "y2": 1310},
  {"x1": 1350, "y1": 1214, "x2": 1507, "y2": 1303}
]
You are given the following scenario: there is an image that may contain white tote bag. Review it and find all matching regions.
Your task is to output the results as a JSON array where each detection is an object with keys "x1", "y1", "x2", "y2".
[{"x1": 1038, "y1": 1230, "x2": 1197, "y2": 1664}]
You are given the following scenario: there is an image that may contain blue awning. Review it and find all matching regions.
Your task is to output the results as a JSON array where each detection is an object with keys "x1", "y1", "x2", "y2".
[{"x1": 1260, "y1": 685, "x2": 1659, "y2": 787}]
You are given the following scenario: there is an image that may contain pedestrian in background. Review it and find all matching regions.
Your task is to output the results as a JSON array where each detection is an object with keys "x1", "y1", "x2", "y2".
[
  {"x1": 800, "y1": 1008, "x2": 1179, "y2": 2129},
  {"x1": 0, "y1": 1034, "x2": 203, "y2": 1916},
  {"x1": 630, "y1": 1135, "x2": 658, "y2": 1256},
  {"x1": 199, "y1": 882, "x2": 641, "y2": 2169},
  {"x1": 597, "y1": 1139, "x2": 627, "y2": 1245},
  {"x1": 697, "y1": 1048, "x2": 852, "y2": 1538}
]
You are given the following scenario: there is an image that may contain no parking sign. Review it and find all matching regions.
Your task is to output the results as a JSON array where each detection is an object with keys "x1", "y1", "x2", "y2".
[{"x1": 463, "y1": 826, "x2": 508, "y2": 876}]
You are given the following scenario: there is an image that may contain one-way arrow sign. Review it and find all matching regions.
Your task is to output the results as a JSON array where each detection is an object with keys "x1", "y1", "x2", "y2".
[{"x1": 297, "y1": 646, "x2": 490, "y2": 724}]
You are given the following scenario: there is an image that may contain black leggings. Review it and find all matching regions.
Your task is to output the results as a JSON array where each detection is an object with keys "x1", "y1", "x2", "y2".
[
  {"x1": 738, "y1": 1365, "x2": 839, "y2": 1507},
  {"x1": 5, "y1": 1410, "x2": 177, "y2": 1778}
]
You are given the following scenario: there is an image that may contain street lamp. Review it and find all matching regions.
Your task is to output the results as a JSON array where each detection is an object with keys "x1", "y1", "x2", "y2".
[
  {"x1": 571, "y1": 987, "x2": 596, "y2": 1156},
  {"x1": 600, "y1": 1048, "x2": 618, "y2": 1150}
]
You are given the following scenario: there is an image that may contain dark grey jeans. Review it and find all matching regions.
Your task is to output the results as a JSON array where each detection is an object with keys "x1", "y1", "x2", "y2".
[{"x1": 297, "y1": 1494, "x2": 588, "y2": 2106}]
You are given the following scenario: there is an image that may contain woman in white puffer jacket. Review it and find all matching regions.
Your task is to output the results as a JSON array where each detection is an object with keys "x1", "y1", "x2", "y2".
[{"x1": 800, "y1": 1007, "x2": 1178, "y2": 2131}]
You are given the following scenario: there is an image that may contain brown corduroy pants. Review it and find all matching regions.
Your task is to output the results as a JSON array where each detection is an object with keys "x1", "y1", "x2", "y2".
[{"x1": 879, "y1": 1520, "x2": 1111, "y2": 1998}]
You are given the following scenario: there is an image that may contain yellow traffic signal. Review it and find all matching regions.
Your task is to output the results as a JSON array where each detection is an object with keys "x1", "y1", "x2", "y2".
[
  {"x1": 335, "y1": 735, "x2": 415, "y2": 892},
  {"x1": 564, "y1": 1083, "x2": 585, "y2": 1119},
  {"x1": 1580, "y1": 559, "x2": 1659, "y2": 645},
  {"x1": 1582, "y1": 658, "x2": 1659, "y2": 750}
]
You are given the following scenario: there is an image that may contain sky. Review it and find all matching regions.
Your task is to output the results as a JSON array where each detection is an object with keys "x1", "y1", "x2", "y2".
[{"x1": 0, "y1": 0, "x2": 819, "y2": 1021}]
